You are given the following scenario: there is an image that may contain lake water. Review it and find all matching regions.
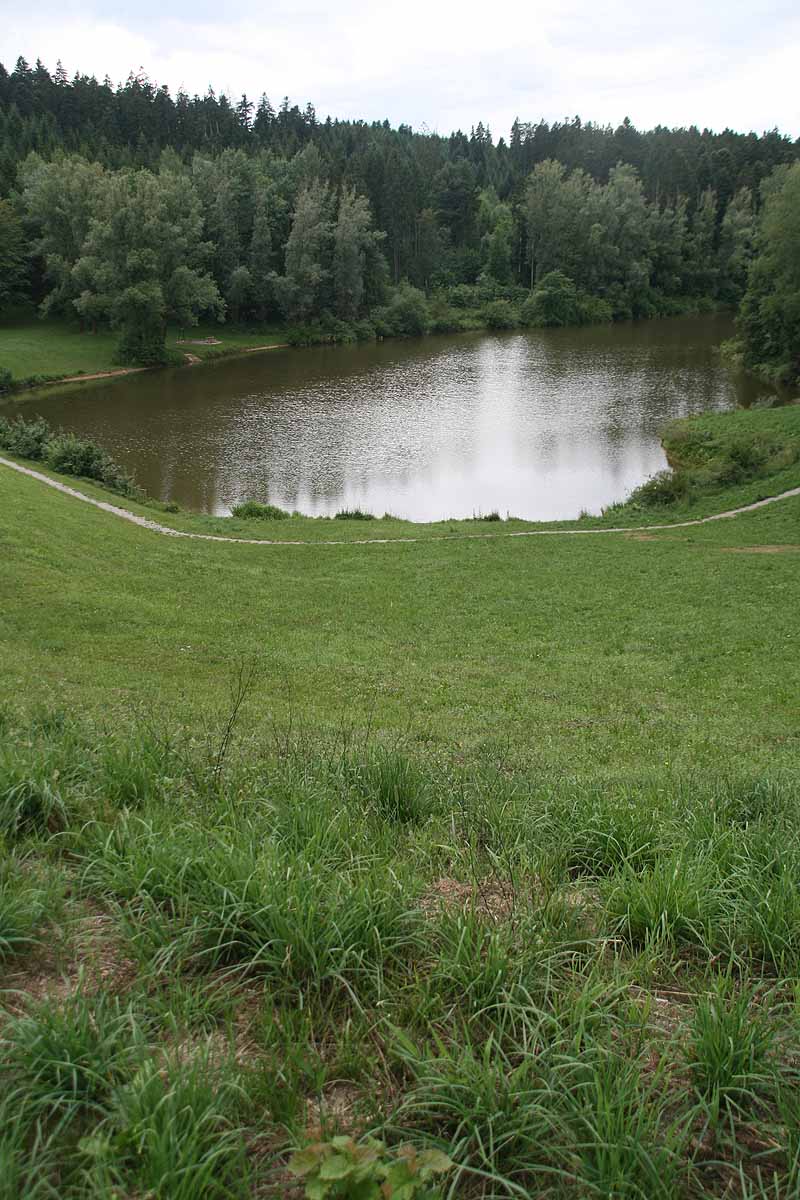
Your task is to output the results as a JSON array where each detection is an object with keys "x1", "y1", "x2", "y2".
[{"x1": 30, "y1": 314, "x2": 774, "y2": 521}]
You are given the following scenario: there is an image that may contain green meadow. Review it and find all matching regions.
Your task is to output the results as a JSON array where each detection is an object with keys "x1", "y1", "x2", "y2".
[
  {"x1": 0, "y1": 315, "x2": 287, "y2": 385},
  {"x1": 1, "y1": 401, "x2": 800, "y2": 1197}
]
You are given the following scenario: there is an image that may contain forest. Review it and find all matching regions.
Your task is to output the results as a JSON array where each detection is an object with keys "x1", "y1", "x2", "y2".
[{"x1": 1, "y1": 55, "x2": 799, "y2": 382}]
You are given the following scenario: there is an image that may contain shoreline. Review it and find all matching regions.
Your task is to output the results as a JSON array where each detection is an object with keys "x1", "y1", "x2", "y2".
[
  {"x1": 1, "y1": 305, "x2": 732, "y2": 400},
  {"x1": 3, "y1": 452, "x2": 800, "y2": 548}
]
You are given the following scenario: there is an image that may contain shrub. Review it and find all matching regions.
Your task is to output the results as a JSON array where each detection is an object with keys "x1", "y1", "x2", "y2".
[
  {"x1": 44, "y1": 432, "x2": 110, "y2": 479},
  {"x1": 380, "y1": 284, "x2": 430, "y2": 337},
  {"x1": 626, "y1": 469, "x2": 690, "y2": 507},
  {"x1": 0, "y1": 415, "x2": 51, "y2": 460},
  {"x1": 520, "y1": 271, "x2": 580, "y2": 327},
  {"x1": 520, "y1": 274, "x2": 613, "y2": 329},
  {"x1": 43, "y1": 431, "x2": 137, "y2": 496},
  {"x1": 445, "y1": 283, "x2": 479, "y2": 309},
  {"x1": 0, "y1": 415, "x2": 138, "y2": 496},
  {"x1": 428, "y1": 313, "x2": 468, "y2": 334},
  {"x1": 230, "y1": 500, "x2": 289, "y2": 520},
  {"x1": 353, "y1": 319, "x2": 377, "y2": 342},
  {"x1": 576, "y1": 293, "x2": 614, "y2": 324},
  {"x1": 0, "y1": 367, "x2": 13, "y2": 394},
  {"x1": 481, "y1": 299, "x2": 519, "y2": 330},
  {"x1": 334, "y1": 508, "x2": 375, "y2": 520}
]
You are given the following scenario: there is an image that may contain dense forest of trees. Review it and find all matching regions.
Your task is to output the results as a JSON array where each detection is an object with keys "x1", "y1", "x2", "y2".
[{"x1": 1, "y1": 56, "x2": 798, "y2": 380}]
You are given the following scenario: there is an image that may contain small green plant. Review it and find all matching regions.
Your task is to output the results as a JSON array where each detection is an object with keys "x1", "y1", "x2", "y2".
[
  {"x1": 334, "y1": 508, "x2": 376, "y2": 520},
  {"x1": 289, "y1": 1136, "x2": 451, "y2": 1199},
  {"x1": 230, "y1": 499, "x2": 289, "y2": 520},
  {"x1": 0, "y1": 1087, "x2": 60, "y2": 1200}
]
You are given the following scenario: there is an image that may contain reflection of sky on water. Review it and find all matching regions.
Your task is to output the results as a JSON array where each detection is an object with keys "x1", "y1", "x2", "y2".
[{"x1": 31, "y1": 315, "x2": 775, "y2": 521}]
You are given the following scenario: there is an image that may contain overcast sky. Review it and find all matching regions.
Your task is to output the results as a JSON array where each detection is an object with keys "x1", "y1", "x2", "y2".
[{"x1": 3, "y1": 0, "x2": 799, "y2": 140}]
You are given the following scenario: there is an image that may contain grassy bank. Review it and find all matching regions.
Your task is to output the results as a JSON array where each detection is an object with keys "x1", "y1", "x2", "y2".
[
  {"x1": 2, "y1": 404, "x2": 800, "y2": 1196},
  {"x1": 0, "y1": 316, "x2": 288, "y2": 389}
]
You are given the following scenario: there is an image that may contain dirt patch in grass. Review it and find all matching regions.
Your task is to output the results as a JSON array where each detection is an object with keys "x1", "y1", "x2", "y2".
[
  {"x1": 421, "y1": 876, "x2": 516, "y2": 921},
  {"x1": 1, "y1": 899, "x2": 137, "y2": 1015},
  {"x1": 721, "y1": 544, "x2": 800, "y2": 553}
]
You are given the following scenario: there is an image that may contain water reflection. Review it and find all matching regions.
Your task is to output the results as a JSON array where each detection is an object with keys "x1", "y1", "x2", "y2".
[{"x1": 30, "y1": 315, "x2": 775, "y2": 520}]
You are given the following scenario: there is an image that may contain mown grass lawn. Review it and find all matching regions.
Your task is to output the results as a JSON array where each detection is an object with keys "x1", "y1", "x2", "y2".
[
  {"x1": 0, "y1": 315, "x2": 286, "y2": 382},
  {"x1": 1, "y1": 449, "x2": 799, "y2": 773}
]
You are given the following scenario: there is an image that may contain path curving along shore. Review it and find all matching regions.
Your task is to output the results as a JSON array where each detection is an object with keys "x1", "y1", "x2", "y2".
[{"x1": 2, "y1": 455, "x2": 800, "y2": 549}]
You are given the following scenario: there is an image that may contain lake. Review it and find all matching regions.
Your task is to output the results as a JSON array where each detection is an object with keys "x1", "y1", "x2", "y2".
[{"x1": 30, "y1": 314, "x2": 774, "y2": 521}]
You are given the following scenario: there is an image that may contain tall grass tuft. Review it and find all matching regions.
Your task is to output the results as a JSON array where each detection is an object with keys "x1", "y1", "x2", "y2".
[
  {"x1": 0, "y1": 853, "x2": 64, "y2": 962},
  {"x1": 3, "y1": 989, "x2": 145, "y2": 1117},
  {"x1": 85, "y1": 1052, "x2": 250, "y2": 1200},
  {"x1": 685, "y1": 974, "x2": 778, "y2": 1122}
]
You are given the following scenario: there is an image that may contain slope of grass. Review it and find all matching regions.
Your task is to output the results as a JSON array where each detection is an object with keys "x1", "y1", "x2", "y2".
[
  {"x1": 0, "y1": 316, "x2": 121, "y2": 380},
  {"x1": 1, "y1": 432, "x2": 799, "y2": 772},
  {"x1": 0, "y1": 316, "x2": 286, "y2": 384},
  {"x1": 2, "y1": 404, "x2": 800, "y2": 1195},
  {"x1": 1, "y1": 709, "x2": 800, "y2": 1197}
]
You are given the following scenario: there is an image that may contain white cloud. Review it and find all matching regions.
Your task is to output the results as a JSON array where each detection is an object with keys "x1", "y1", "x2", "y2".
[{"x1": 2, "y1": 0, "x2": 799, "y2": 138}]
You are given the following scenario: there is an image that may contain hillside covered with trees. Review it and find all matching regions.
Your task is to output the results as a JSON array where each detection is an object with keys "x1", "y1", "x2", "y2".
[{"x1": 1, "y1": 55, "x2": 798, "y2": 380}]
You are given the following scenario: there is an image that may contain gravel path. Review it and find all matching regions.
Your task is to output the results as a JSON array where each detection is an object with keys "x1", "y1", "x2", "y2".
[{"x1": 3, "y1": 455, "x2": 799, "y2": 548}]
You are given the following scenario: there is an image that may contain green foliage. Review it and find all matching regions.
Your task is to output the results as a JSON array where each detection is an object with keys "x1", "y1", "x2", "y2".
[
  {"x1": 521, "y1": 271, "x2": 582, "y2": 327},
  {"x1": 626, "y1": 469, "x2": 691, "y2": 508},
  {"x1": 0, "y1": 414, "x2": 138, "y2": 496},
  {"x1": 377, "y1": 283, "x2": 430, "y2": 337},
  {"x1": 604, "y1": 852, "x2": 721, "y2": 949},
  {"x1": 230, "y1": 499, "x2": 290, "y2": 520},
  {"x1": 0, "y1": 367, "x2": 13, "y2": 393},
  {"x1": 480, "y1": 299, "x2": 518, "y2": 330},
  {"x1": 289, "y1": 1136, "x2": 451, "y2": 1200},
  {"x1": 735, "y1": 162, "x2": 800, "y2": 385},
  {"x1": 0, "y1": 414, "x2": 50, "y2": 458},
  {"x1": 0, "y1": 1088, "x2": 61, "y2": 1200},
  {"x1": 334, "y1": 508, "x2": 376, "y2": 520},
  {"x1": 4, "y1": 66, "x2": 798, "y2": 340},
  {"x1": 619, "y1": 406, "x2": 800, "y2": 512},
  {"x1": 71, "y1": 167, "x2": 224, "y2": 366},
  {"x1": 0, "y1": 200, "x2": 28, "y2": 311}
]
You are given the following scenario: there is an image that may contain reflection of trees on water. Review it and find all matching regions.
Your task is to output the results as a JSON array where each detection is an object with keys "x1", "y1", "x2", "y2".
[{"x1": 31, "y1": 315, "x2": 773, "y2": 521}]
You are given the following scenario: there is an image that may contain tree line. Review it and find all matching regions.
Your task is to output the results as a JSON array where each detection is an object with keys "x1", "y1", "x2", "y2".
[{"x1": 0, "y1": 55, "x2": 798, "y2": 382}]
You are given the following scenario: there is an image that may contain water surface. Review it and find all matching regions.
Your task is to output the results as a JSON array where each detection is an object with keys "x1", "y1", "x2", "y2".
[{"x1": 31, "y1": 314, "x2": 773, "y2": 521}]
